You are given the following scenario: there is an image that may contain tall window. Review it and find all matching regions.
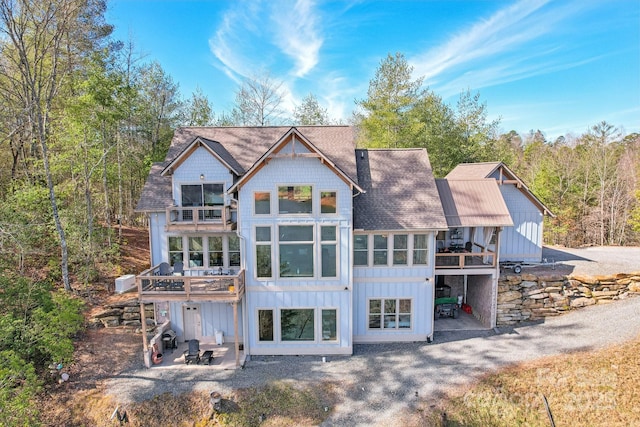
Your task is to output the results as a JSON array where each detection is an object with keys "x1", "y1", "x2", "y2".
[
  {"x1": 321, "y1": 309, "x2": 337, "y2": 341},
  {"x1": 208, "y1": 236, "x2": 223, "y2": 266},
  {"x1": 279, "y1": 225, "x2": 314, "y2": 277},
  {"x1": 353, "y1": 235, "x2": 368, "y2": 266},
  {"x1": 278, "y1": 185, "x2": 312, "y2": 214},
  {"x1": 320, "y1": 191, "x2": 336, "y2": 214},
  {"x1": 258, "y1": 309, "x2": 274, "y2": 341},
  {"x1": 254, "y1": 191, "x2": 271, "y2": 215},
  {"x1": 368, "y1": 298, "x2": 412, "y2": 330},
  {"x1": 228, "y1": 235, "x2": 240, "y2": 267},
  {"x1": 168, "y1": 237, "x2": 183, "y2": 266},
  {"x1": 188, "y1": 237, "x2": 203, "y2": 267},
  {"x1": 256, "y1": 227, "x2": 272, "y2": 278},
  {"x1": 373, "y1": 234, "x2": 388, "y2": 265},
  {"x1": 321, "y1": 226, "x2": 337, "y2": 277},
  {"x1": 413, "y1": 234, "x2": 428, "y2": 265},
  {"x1": 393, "y1": 234, "x2": 408, "y2": 265},
  {"x1": 281, "y1": 309, "x2": 314, "y2": 341}
]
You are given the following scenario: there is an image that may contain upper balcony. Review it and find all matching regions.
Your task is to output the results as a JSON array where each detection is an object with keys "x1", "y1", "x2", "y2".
[{"x1": 165, "y1": 201, "x2": 237, "y2": 232}]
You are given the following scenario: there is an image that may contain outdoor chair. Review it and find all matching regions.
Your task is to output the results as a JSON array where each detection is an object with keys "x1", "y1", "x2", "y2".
[
  {"x1": 183, "y1": 339, "x2": 201, "y2": 364},
  {"x1": 169, "y1": 261, "x2": 185, "y2": 290},
  {"x1": 154, "y1": 262, "x2": 172, "y2": 290}
]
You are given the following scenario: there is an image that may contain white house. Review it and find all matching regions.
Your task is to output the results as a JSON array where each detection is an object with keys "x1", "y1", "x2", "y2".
[{"x1": 135, "y1": 127, "x2": 519, "y2": 367}]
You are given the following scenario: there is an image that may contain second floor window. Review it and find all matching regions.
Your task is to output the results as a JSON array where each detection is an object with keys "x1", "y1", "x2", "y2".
[
  {"x1": 182, "y1": 183, "x2": 224, "y2": 207},
  {"x1": 278, "y1": 185, "x2": 312, "y2": 214},
  {"x1": 279, "y1": 225, "x2": 314, "y2": 277}
]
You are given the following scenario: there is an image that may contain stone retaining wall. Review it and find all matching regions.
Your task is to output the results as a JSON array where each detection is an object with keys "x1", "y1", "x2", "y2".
[
  {"x1": 91, "y1": 299, "x2": 155, "y2": 328},
  {"x1": 497, "y1": 272, "x2": 640, "y2": 325}
]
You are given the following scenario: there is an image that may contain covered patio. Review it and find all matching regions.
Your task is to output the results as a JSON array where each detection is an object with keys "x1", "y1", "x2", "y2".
[{"x1": 153, "y1": 341, "x2": 246, "y2": 370}]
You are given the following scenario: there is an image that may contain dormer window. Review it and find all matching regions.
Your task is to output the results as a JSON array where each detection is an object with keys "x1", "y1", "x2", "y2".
[{"x1": 181, "y1": 183, "x2": 224, "y2": 207}]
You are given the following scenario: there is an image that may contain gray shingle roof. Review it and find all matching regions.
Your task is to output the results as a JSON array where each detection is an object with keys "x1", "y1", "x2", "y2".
[
  {"x1": 168, "y1": 126, "x2": 358, "y2": 181},
  {"x1": 136, "y1": 126, "x2": 358, "y2": 212},
  {"x1": 435, "y1": 179, "x2": 513, "y2": 227},
  {"x1": 446, "y1": 161, "x2": 554, "y2": 217},
  {"x1": 353, "y1": 149, "x2": 447, "y2": 231},
  {"x1": 136, "y1": 163, "x2": 173, "y2": 212}
]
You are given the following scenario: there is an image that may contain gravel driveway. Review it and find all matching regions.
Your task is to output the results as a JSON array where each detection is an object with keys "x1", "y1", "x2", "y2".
[{"x1": 105, "y1": 295, "x2": 640, "y2": 426}]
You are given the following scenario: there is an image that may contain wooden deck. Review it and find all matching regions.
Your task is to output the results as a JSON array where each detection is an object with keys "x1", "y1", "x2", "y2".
[{"x1": 137, "y1": 266, "x2": 245, "y2": 303}]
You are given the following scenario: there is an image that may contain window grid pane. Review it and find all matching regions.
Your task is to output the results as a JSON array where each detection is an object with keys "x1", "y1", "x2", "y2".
[
  {"x1": 320, "y1": 191, "x2": 336, "y2": 214},
  {"x1": 373, "y1": 235, "x2": 388, "y2": 265},
  {"x1": 188, "y1": 237, "x2": 203, "y2": 267},
  {"x1": 281, "y1": 309, "x2": 315, "y2": 341},
  {"x1": 354, "y1": 235, "x2": 368, "y2": 266},
  {"x1": 413, "y1": 234, "x2": 428, "y2": 265},
  {"x1": 321, "y1": 309, "x2": 337, "y2": 341},
  {"x1": 393, "y1": 234, "x2": 408, "y2": 265},
  {"x1": 208, "y1": 236, "x2": 223, "y2": 267},
  {"x1": 278, "y1": 185, "x2": 312, "y2": 214},
  {"x1": 258, "y1": 310, "x2": 274, "y2": 341},
  {"x1": 254, "y1": 191, "x2": 271, "y2": 215}
]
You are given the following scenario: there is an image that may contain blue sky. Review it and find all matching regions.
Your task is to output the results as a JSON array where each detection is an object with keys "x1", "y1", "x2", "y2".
[{"x1": 106, "y1": 0, "x2": 639, "y2": 140}]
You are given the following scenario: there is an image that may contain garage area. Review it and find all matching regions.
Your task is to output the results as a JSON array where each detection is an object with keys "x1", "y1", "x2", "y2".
[{"x1": 434, "y1": 274, "x2": 495, "y2": 331}]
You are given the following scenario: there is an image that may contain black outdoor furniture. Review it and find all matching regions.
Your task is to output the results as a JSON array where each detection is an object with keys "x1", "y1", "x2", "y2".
[
  {"x1": 162, "y1": 330, "x2": 177, "y2": 352},
  {"x1": 183, "y1": 339, "x2": 201, "y2": 364},
  {"x1": 201, "y1": 350, "x2": 214, "y2": 365}
]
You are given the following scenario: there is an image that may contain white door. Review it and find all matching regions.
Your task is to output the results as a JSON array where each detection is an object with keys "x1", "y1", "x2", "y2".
[{"x1": 182, "y1": 304, "x2": 202, "y2": 341}]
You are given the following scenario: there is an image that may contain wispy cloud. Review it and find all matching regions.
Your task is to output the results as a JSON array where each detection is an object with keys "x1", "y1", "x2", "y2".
[
  {"x1": 209, "y1": 0, "x2": 323, "y2": 84},
  {"x1": 270, "y1": 0, "x2": 323, "y2": 77},
  {"x1": 411, "y1": 0, "x2": 591, "y2": 95}
]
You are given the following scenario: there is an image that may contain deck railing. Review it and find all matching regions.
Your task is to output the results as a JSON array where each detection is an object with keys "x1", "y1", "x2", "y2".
[
  {"x1": 137, "y1": 264, "x2": 245, "y2": 301},
  {"x1": 166, "y1": 201, "x2": 237, "y2": 231},
  {"x1": 435, "y1": 250, "x2": 496, "y2": 269}
]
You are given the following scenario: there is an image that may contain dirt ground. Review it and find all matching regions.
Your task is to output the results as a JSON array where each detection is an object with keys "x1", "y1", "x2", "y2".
[{"x1": 41, "y1": 226, "x2": 149, "y2": 426}]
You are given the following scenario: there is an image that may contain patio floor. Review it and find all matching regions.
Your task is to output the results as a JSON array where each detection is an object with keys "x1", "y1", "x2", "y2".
[
  {"x1": 434, "y1": 310, "x2": 487, "y2": 331},
  {"x1": 154, "y1": 341, "x2": 246, "y2": 370}
]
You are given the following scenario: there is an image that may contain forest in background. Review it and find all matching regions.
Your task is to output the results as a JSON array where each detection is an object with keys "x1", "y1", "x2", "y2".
[{"x1": 0, "y1": 2, "x2": 638, "y2": 424}]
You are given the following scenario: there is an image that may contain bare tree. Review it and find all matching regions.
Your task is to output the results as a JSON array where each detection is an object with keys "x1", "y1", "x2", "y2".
[{"x1": 231, "y1": 72, "x2": 286, "y2": 126}]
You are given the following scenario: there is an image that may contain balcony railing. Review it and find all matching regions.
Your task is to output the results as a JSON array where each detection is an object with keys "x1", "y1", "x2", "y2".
[
  {"x1": 166, "y1": 202, "x2": 237, "y2": 232},
  {"x1": 137, "y1": 264, "x2": 245, "y2": 302},
  {"x1": 435, "y1": 250, "x2": 496, "y2": 269}
]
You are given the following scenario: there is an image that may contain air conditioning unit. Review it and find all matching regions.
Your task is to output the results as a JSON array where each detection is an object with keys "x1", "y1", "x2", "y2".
[{"x1": 115, "y1": 274, "x2": 136, "y2": 293}]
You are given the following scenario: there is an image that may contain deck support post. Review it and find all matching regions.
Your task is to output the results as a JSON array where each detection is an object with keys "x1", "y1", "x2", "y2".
[
  {"x1": 140, "y1": 301, "x2": 151, "y2": 368},
  {"x1": 233, "y1": 301, "x2": 240, "y2": 368}
]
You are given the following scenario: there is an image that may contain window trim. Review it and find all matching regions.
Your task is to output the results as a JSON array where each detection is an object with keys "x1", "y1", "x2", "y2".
[
  {"x1": 255, "y1": 226, "x2": 273, "y2": 279},
  {"x1": 367, "y1": 298, "x2": 413, "y2": 331},
  {"x1": 257, "y1": 308, "x2": 275, "y2": 342},
  {"x1": 353, "y1": 233, "x2": 432, "y2": 267},
  {"x1": 320, "y1": 308, "x2": 339, "y2": 342},
  {"x1": 277, "y1": 184, "x2": 313, "y2": 215},
  {"x1": 280, "y1": 307, "x2": 316, "y2": 342},
  {"x1": 253, "y1": 191, "x2": 272, "y2": 216},
  {"x1": 320, "y1": 190, "x2": 338, "y2": 215}
]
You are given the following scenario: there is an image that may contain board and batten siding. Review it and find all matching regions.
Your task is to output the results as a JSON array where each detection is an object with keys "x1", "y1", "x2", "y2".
[
  {"x1": 148, "y1": 211, "x2": 167, "y2": 266},
  {"x1": 353, "y1": 265, "x2": 434, "y2": 343},
  {"x1": 244, "y1": 290, "x2": 352, "y2": 355},
  {"x1": 237, "y1": 146, "x2": 354, "y2": 355},
  {"x1": 169, "y1": 301, "x2": 244, "y2": 344},
  {"x1": 498, "y1": 184, "x2": 544, "y2": 262}
]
